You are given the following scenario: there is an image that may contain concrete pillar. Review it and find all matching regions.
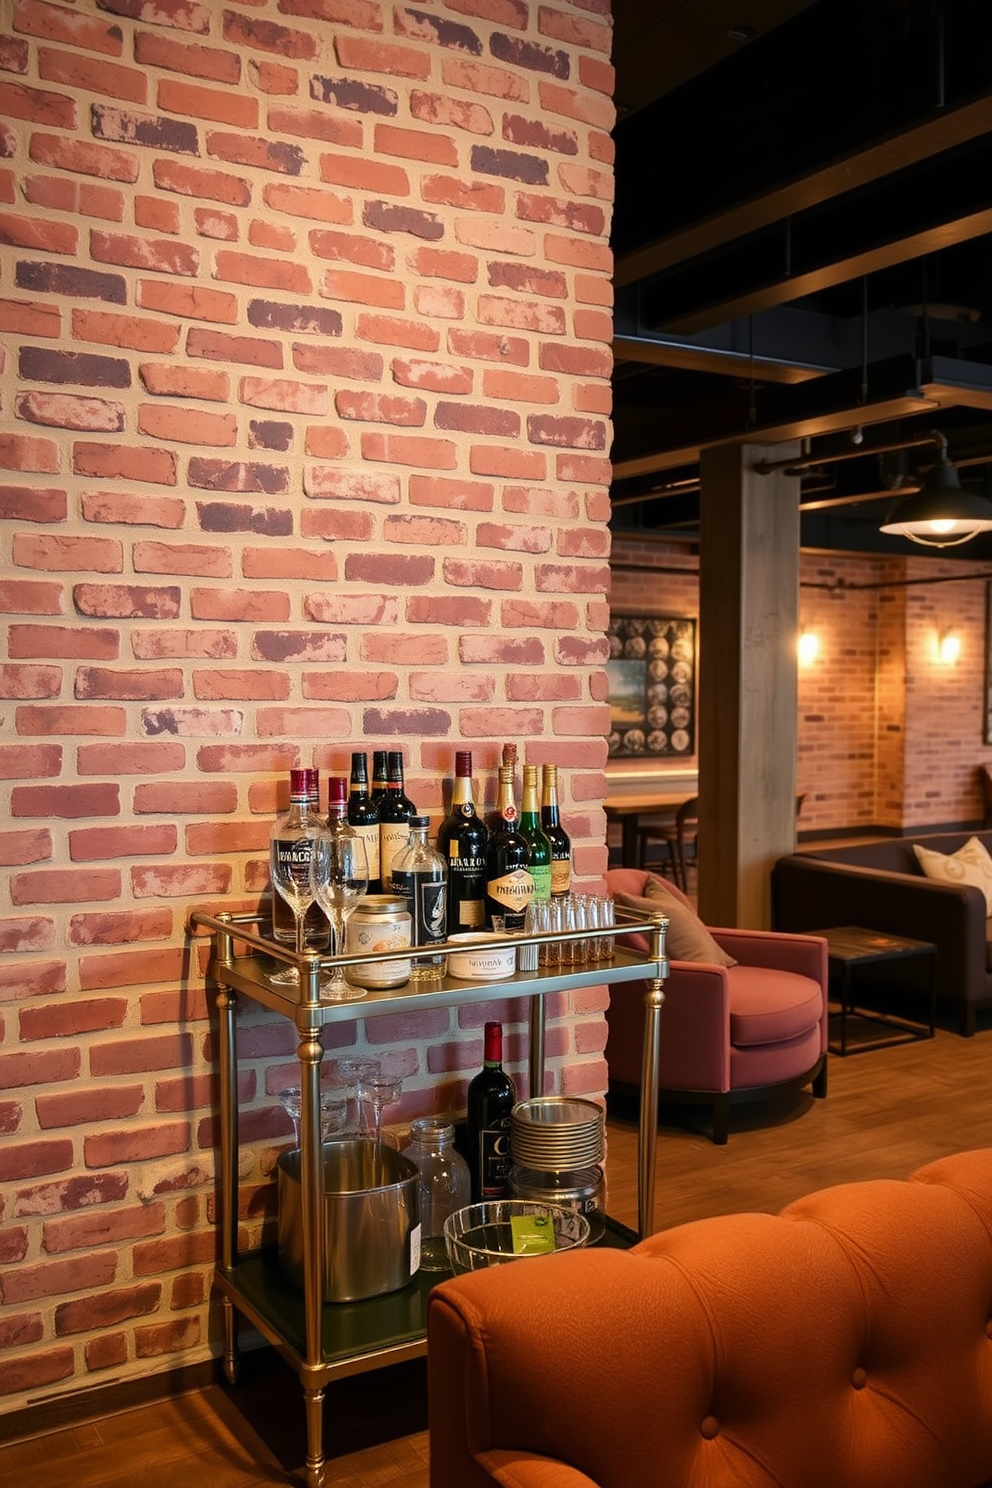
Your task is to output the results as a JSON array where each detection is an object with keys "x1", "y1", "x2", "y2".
[{"x1": 697, "y1": 441, "x2": 801, "y2": 928}]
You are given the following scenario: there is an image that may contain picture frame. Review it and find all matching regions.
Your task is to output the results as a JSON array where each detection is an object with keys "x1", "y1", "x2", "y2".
[{"x1": 607, "y1": 614, "x2": 697, "y2": 758}]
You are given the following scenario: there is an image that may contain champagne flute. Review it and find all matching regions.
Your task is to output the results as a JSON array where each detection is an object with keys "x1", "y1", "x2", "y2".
[
  {"x1": 270, "y1": 835, "x2": 320, "y2": 986},
  {"x1": 311, "y1": 830, "x2": 369, "y2": 1001}
]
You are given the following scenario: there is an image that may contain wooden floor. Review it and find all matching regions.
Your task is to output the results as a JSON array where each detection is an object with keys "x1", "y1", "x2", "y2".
[{"x1": 3, "y1": 1012, "x2": 991, "y2": 1488}]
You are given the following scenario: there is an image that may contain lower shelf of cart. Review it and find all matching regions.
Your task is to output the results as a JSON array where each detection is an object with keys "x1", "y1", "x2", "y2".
[{"x1": 218, "y1": 1214, "x2": 638, "y2": 1373}]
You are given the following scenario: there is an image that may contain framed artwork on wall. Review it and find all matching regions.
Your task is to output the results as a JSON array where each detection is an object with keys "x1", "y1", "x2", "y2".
[
  {"x1": 985, "y1": 582, "x2": 992, "y2": 745},
  {"x1": 607, "y1": 614, "x2": 696, "y2": 757}
]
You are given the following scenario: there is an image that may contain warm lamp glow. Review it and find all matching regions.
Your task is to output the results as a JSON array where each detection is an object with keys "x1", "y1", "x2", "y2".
[
  {"x1": 797, "y1": 629, "x2": 820, "y2": 666},
  {"x1": 938, "y1": 631, "x2": 961, "y2": 665}
]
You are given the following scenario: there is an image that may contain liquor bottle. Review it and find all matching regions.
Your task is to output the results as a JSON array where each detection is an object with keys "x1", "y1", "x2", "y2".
[
  {"x1": 436, "y1": 750, "x2": 488, "y2": 934},
  {"x1": 347, "y1": 751, "x2": 381, "y2": 893},
  {"x1": 270, "y1": 767, "x2": 330, "y2": 949},
  {"x1": 371, "y1": 749, "x2": 388, "y2": 805},
  {"x1": 484, "y1": 763, "x2": 534, "y2": 930},
  {"x1": 390, "y1": 814, "x2": 447, "y2": 978},
  {"x1": 378, "y1": 750, "x2": 415, "y2": 890},
  {"x1": 519, "y1": 764, "x2": 552, "y2": 902},
  {"x1": 466, "y1": 1021, "x2": 516, "y2": 1202},
  {"x1": 489, "y1": 741, "x2": 518, "y2": 831},
  {"x1": 540, "y1": 763, "x2": 572, "y2": 898},
  {"x1": 325, "y1": 775, "x2": 351, "y2": 833}
]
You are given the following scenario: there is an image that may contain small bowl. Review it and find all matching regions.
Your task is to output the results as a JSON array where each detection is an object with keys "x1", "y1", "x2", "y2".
[
  {"x1": 443, "y1": 1199, "x2": 590, "y2": 1273},
  {"x1": 447, "y1": 933, "x2": 517, "y2": 980}
]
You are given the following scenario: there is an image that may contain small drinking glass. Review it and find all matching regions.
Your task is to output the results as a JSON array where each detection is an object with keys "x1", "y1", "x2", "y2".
[
  {"x1": 539, "y1": 895, "x2": 564, "y2": 970},
  {"x1": 520, "y1": 900, "x2": 542, "y2": 972},
  {"x1": 563, "y1": 894, "x2": 587, "y2": 967}
]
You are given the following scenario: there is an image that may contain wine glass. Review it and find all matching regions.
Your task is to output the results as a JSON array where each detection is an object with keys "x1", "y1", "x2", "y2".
[
  {"x1": 331, "y1": 1056, "x2": 380, "y2": 1134},
  {"x1": 310, "y1": 831, "x2": 369, "y2": 1001},
  {"x1": 277, "y1": 1086, "x2": 350, "y2": 1149},
  {"x1": 355, "y1": 1068, "x2": 403, "y2": 1153},
  {"x1": 269, "y1": 836, "x2": 320, "y2": 987}
]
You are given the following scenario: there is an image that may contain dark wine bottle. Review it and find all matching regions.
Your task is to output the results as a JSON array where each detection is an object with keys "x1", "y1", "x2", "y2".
[
  {"x1": 371, "y1": 749, "x2": 388, "y2": 804},
  {"x1": 347, "y1": 750, "x2": 381, "y2": 893},
  {"x1": 520, "y1": 763, "x2": 552, "y2": 902},
  {"x1": 437, "y1": 750, "x2": 488, "y2": 934},
  {"x1": 379, "y1": 749, "x2": 415, "y2": 890},
  {"x1": 466, "y1": 1021, "x2": 516, "y2": 1202},
  {"x1": 484, "y1": 763, "x2": 533, "y2": 930},
  {"x1": 540, "y1": 763, "x2": 572, "y2": 898}
]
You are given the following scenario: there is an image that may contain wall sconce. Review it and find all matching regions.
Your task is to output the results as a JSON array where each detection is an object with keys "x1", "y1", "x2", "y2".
[
  {"x1": 797, "y1": 628, "x2": 820, "y2": 666},
  {"x1": 937, "y1": 631, "x2": 961, "y2": 665}
]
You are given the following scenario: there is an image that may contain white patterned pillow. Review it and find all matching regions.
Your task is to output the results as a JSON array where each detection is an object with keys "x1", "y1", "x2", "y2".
[{"x1": 912, "y1": 836, "x2": 992, "y2": 915}]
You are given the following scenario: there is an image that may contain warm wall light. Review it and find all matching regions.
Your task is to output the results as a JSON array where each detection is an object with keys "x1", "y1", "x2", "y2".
[
  {"x1": 938, "y1": 631, "x2": 961, "y2": 664},
  {"x1": 797, "y1": 628, "x2": 820, "y2": 665},
  {"x1": 879, "y1": 435, "x2": 992, "y2": 547}
]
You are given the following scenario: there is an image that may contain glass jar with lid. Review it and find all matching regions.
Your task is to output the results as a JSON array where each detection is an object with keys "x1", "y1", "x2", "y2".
[
  {"x1": 344, "y1": 893, "x2": 411, "y2": 988},
  {"x1": 404, "y1": 1117, "x2": 470, "y2": 1271}
]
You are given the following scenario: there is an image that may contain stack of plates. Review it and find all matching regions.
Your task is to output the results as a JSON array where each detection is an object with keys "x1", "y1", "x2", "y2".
[{"x1": 510, "y1": 1097, "x2": 604, "y2": 1173}]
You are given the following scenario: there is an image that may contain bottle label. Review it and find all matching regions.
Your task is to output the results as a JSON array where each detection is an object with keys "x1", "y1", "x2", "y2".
[
  {"x1": 351, "y1": 822, "x2": 380, "y2": 884},
  {"x1": 392, "y1": 870, "x2": 447, "y2": 947},
  {"x1": 550, "y1": 856, "x2": 571, "y2": 896},
  {"x1": 453, "y1": 896, "x2": 485, "y2": 929},
  {"x1": 530, "y1": 863, "x2": 552, "y2": 901},
  {"x1": 479, "y1": 1123, "x2": 512, "y2": 1197},
  {"x1": 487, "y1": 867, "x2": 534, "y2": 911},
  {"x1": 272, "y1": 837, "x2": 312, "y2": 889},
  {"x1": 379, "y1": 821, "x2": 409, "y2": 887}
]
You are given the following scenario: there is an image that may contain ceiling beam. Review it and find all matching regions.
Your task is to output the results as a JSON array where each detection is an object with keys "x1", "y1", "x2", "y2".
[{"x1": 615, "y1": 92, "x2": 992, "y2": 288}]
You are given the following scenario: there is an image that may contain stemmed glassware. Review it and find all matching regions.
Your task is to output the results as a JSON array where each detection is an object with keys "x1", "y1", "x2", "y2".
[
  {"x1": 330, "y1": 1056, "x2": 381, "y2": 1135},
  {"x1": 269, "y1": 835, "x2": 323, "y2": 987},
  {"x1": 355, "y1": 1068, "x2": 403, "y2": 1152},
  {"x1": 277, "y1": 1085, "x2": 349, "y2": 1149},
  {"x1": 310, "y1": 830, "x2": 369, "y2": 1001}
]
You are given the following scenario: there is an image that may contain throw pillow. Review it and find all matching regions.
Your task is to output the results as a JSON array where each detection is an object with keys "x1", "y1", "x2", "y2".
[
  {"x1": 912, "y1": 836, "x2": 992, "y2": 915},
  {"x1": 614, "y1": 880, "x2": 737, "y2": 967}
]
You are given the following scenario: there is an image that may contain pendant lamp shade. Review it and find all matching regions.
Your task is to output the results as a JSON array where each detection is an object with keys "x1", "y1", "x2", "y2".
[{"x1": 879, "y1": 449, "x2": 992, "y2": 547}]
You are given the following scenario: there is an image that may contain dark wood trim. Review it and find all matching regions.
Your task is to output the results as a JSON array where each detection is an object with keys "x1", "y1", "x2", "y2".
[{"x1": 0, "y1": 1356, "x2": 223, "y2": 1446}]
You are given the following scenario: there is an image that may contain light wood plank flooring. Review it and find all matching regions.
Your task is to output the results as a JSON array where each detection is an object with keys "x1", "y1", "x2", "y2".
[{"x1": 3, "y1": 1019, "x2": 991, "y2": 1488}]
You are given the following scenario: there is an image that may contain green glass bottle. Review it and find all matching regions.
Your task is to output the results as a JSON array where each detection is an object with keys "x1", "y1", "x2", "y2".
[{"x1": 519, "y1": 764, "x2": 552, "y2": 902}]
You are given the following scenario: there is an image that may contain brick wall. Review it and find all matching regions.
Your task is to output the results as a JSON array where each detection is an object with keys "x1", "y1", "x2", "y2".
[
  {"x1": 0, "y1": 0, "x2": 615, "y2": 1410},
  {"x1": 611, "y1": 536, "x2": 992, "y2": 831}
]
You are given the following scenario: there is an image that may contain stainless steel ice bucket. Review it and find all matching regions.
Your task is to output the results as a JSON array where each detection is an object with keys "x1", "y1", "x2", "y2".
[{"x1": 276, "y1": 1138, "x2": 420, "y2": 1303}]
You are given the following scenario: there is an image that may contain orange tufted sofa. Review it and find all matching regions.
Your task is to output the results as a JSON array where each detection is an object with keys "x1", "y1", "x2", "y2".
[{"x1": 427, "y1": 1148, "x2": 992, "y2": 1488}]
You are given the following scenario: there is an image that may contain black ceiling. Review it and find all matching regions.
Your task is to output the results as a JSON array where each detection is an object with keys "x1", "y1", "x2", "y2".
[{"x1": 609, "y1": 0, "x2": 992, "y2": 557}]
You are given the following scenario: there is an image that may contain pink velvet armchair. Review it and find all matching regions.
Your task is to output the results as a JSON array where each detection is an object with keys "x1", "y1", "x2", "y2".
[{"x1": 605, "y1": 868, "x2": 828, "y2": 1143}]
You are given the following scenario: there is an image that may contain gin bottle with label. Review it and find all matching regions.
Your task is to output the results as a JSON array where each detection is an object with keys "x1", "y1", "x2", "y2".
[{"x1": 390, "y1": 814, "x2": 447, "y2": 979}]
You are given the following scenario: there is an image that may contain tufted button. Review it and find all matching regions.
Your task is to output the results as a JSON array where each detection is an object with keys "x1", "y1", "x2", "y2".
[
  {"x1": 851, "y1": 1367, "x2": 868, "y2": 1390},
  {"x1": 700, "y1": 1415, "x2": 720, "y2": 1439}
]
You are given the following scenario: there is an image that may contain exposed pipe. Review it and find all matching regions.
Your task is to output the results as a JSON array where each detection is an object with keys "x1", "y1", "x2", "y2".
[{"x1": 753, "y1": 431, "x2": 946, "y2": 477}]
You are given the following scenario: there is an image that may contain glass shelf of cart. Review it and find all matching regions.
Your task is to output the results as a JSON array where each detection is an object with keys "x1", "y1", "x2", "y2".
[
  {"x1": 218, "y1": 1215, "x2": 638, "y2": 1374},
  {"x1": 188, "y1": 908, "x2": 668, "y2": 1025}
]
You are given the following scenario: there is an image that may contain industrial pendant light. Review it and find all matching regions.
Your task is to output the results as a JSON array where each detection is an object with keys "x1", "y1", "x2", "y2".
[{"x1": 879, "y1": 436, "x2": 992, "y2": 548}]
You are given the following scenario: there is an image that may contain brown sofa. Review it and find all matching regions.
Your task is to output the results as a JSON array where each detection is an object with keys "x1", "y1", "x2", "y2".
[
  {"x1": 427, "y1": 1148, "x2": 992, "y2": 1488},
  {"x1": 772, "y1": 831, "x2": 992, "y2": 1035}
]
